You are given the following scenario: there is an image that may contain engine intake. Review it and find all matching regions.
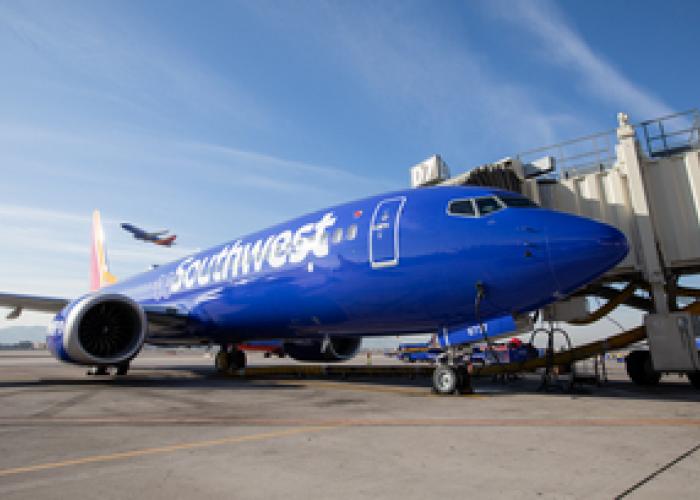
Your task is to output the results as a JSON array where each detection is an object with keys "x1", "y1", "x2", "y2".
[
  {"x1": 284, "y1": 336, "x2": 361, "y2": 362},
  {"x1": 63, "y1": 294, "x2": 146, "y2": 365}
]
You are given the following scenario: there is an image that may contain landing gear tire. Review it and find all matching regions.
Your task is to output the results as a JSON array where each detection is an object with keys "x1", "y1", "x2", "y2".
[
  {"x1": 688, "y1": 372, "x2": 700, "y2": 389},
  {"x1": 87, "y1": 366, "x2": 109, "y2": 376},
  {"x1": 433, "y1": 365, "x2": 458, "y2": 395},
  {"x1": 215, "y1": 351, "x2": 230, "y2": 373},
  {"x1": 625, "y1": 351, "x2": 661, "y2": 386},
  {"x1": 115, "y1": 363, "x2": 130, "y2": 376},
  {"x1": 228, "y1": 349, "x2": 247, "y2": 371}
]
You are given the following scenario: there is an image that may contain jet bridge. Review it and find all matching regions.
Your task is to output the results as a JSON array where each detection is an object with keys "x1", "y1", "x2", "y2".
[{"x1": 411, "y1": 109, "x2": 700, "y2": 386}]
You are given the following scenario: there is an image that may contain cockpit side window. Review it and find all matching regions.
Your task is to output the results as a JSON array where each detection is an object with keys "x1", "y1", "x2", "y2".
[
  {"x1": 475, "y1": 196, "x2": 503, "y2": 216},
  {"x1": 498, "y1": 196, "x2": 539, "y2": 208},
  {"x1": 447, "y1": 199, "x2": 476, "y2": 217}
]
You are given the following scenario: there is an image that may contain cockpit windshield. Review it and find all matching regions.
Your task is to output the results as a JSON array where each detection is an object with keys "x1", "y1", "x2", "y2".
[
  {"x1": 498, "y1": 196, "x2": 539, "y2": 208},
  {"x1": 447, "y1": 199, "x2": 476, "y2": 217},
  {"x1": 475, "y1": 197, "x2": 502, "y2": 216},
  {"x1": 448, "y1": 194, "x2": 538, "y2": 219}
]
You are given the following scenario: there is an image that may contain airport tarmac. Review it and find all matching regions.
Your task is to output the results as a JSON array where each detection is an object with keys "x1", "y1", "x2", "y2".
[{"x1": 0, "y1": 350, "x2": 698, "y2": 499}]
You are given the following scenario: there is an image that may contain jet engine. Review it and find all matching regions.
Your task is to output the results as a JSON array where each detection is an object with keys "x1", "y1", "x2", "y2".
[
  {"x1": 57, "y1": 293, "x2": 147, "y2": 365},
  {"x1": 283, "y1": 336, "x2": 361, "y2": 362}
]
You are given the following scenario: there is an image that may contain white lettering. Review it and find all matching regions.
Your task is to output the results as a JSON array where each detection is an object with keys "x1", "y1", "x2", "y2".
[
  {"x1": 196, "y1": 256, "x2": 211, "y2": 286},
  {"x1": 171, "y1": 257, "x2": 194, "y2": 292},
  {"x1": 225, "y1": 242, "x2": 243, "y2": 279},
  {"x1": 251, "y1": 237, "x2": 273, "y2": 272},
  {"x1": 311, "y1": 212, "x2": 336, "y2": 258},
  {"x1": 211, "y1": 246, "x2": 230, "y2": 282},
  {"x1": 269, "y1": 230, "x2": 292, "y2": 268},
  {"x1": 184, "y1": 259, "x2": 199, "y2": 289},
  {"x1": 170, "y1": 212, "x2": 337, "y2": 291},
  {"x1": 290, "y1": 224, "x2": 314, "y2": 264},
  {"x1": 238, "y1": 243, "x2": 252, "y2": 276}
]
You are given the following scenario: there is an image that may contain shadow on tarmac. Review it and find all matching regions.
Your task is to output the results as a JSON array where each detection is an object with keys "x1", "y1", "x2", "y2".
[{"x1": 0, "y1": 363, "x2": 698, "y2": 402}]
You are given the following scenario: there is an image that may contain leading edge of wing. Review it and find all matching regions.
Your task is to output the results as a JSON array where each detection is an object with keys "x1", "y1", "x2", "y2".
[{"x1": 0, "y1": 292, "x2": 69, "y2": 318}]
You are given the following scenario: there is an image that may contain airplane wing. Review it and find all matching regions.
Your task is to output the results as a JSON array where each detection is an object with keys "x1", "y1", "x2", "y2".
[
  {"x1": 0, "y1": 292, "x2": 188, "y2": 336},
  {"x1": 151, "y1": 229, "x2": 170, "y2": 237},
  {"x1": 121, "y1": 223, "x2": 147, "y2": 239},
  {"x1": 0, "y1": 292, "x2": 69, "y2": 319}
]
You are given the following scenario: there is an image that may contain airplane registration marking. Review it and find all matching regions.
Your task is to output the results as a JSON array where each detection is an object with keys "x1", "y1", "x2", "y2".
[{"x1": 170, "y1": 212, "x2": 337, "y2": 293}]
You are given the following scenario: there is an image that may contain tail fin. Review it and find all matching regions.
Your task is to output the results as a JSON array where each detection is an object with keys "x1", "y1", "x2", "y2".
[
  {"x1": 154, "y1": 235, "x2": 177, "y2": 246},
  {"x1": 90, "y1": 210, "x2": 118, "y2": 291}
]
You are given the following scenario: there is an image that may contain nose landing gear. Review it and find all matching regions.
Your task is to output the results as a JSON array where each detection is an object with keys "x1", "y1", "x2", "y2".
[{"x1": 432, "y1": 348, "x2": 473, "y2": 395}]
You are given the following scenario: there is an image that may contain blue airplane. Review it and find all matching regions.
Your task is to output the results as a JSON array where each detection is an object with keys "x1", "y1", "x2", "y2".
[{"x1": 0, "y1": 186, "x2": 628, "y2": 394}]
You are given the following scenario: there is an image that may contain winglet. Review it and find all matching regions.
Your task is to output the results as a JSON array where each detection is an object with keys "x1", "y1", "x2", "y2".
[{"x1": 90, "y1": 210, "x2": 118, "y2": 291}]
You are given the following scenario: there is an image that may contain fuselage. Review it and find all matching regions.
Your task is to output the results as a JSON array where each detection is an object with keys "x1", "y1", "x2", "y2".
[{"x1": 98, "y1": 186, "x2": 627, "y2": 345}]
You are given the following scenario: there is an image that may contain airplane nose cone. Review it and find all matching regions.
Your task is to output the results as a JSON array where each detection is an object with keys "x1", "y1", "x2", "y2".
[{"x1": 547, "y1": 215, "x2": 628, "y2": 295}]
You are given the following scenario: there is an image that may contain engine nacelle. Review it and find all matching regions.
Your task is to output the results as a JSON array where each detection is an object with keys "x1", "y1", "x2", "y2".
[
  {"x1": 283, "y1": 336, "x2": 362, "y2": 362},
  {"x1": 48, "y1": 293, "x2": 146, "y2": 365}
]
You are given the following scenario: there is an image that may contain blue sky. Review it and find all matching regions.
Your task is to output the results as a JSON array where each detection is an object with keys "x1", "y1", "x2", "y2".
[{"x1": 1, "y1": 0, "x2": 698, "y2": 338}]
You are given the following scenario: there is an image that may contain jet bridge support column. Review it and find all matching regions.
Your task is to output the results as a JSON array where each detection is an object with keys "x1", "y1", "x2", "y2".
[
  {"x1": 615, "y1": 113, "x2": 669, "y2": 314},
  {"x1": 616, "y1": 113, "x2": 700, "y2": 376}
]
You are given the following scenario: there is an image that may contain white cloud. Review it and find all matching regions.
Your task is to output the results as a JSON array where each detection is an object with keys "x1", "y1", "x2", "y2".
[
  {"x1": 0, "y1": 120, "x2": 387, "y2": 201},
  {"x1": 0, "y1": 2, "x2": 265, "y2": 124},
  {"x1": 180, "y1": 141, "x2": 390, "y2": 191},
  {"x1": 315, "y1": 3, "x2": 563, "y2": 149},
  {"x1": 0, "y1": 203, "x2": 89, "y2": 224},
  {"x1": 487, "y1": 0, "x2": 672, "y2": 120}
]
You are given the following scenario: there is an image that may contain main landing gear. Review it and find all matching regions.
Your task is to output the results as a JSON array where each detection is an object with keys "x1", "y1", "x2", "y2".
[
  {"x1": 215, "y1": 345, "x2": 247, "y2": 374},
  {"x1": 86, "y1": 366, "x2": 109, "y2": 376},
  {"x1": 432, "y1": 348, "x2": 473, "y2": 395},
  {"x1": 86, "y1": 361, "x2": 130, "y2": 376}
]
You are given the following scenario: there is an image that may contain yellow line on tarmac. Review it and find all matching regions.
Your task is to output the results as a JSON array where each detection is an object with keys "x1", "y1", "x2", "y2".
[{"x1": 0, "y1": 425, "x2": 334, "y2": 478}]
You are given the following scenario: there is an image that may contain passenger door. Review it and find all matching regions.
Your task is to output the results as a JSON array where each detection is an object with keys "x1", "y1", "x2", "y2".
[{"x1": 369, "y1": 197, "x2": 406, "y2": 268}]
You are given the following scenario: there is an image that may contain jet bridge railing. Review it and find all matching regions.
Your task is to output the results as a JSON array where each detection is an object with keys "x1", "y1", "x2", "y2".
[
  {"x1": 513, "y1": 109, "x2": 700, "y2": 177},
  {"x1": 639, "y1": 109, "x2": 700, "y2": 158},
  {"x1": 515, "y1": 128, "x2": 617, "y2": 178}
]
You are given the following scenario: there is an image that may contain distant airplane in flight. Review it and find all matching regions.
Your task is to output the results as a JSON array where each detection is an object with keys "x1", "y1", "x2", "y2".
[
  {"x1": 0, "y1": 186, "x2": 628, "y2": 394},
  {"x1": 121, "y1": 223, "x2": 177, "y2": 247}
]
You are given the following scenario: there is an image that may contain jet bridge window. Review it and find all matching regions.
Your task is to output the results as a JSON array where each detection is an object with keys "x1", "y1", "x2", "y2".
[
  {"x1": 447, "y1": 199, "x2": 476, "y2": 217},
  {"x1": 498, "y1": 196, "x2": 539, "y2": 208},
  {"x1": 475, "y1": 197, "x2": 503, "y2": 216}
]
